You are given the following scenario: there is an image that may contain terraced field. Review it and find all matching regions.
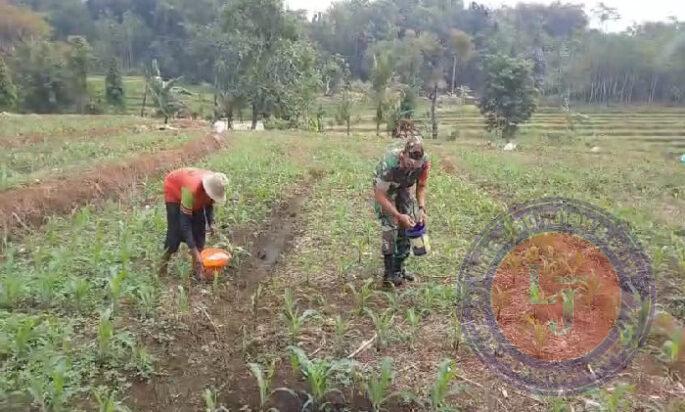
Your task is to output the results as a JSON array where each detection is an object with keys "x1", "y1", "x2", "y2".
[
  {"x1": 324, "y1": 99, "x2": 685, "y2": 154},
  {"x1": 0, "y1": 108, "x2": 684, "y2": 411}
]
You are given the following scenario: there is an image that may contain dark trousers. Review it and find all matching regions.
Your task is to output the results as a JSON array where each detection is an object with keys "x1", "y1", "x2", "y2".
[{"x1": 163, "y1": 202, "x2": 207, "y2": 253}]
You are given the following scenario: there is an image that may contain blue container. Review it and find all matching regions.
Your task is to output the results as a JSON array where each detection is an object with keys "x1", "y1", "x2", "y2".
[{"x1": 406, "y1": 223, "x2": 430, "y2": 256}]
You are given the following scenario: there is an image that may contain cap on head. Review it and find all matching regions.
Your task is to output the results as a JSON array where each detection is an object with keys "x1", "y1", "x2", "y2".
[
  {"x1": 202, "y1": 172, "x2": 228, "y2": 203},
  {"x1": 404, "y1": 136, "x2": 424, "y2": 160}
]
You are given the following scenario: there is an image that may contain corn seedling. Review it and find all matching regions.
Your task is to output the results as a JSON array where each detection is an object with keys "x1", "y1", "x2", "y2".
[
  {"x1": 449, "y1": 315, "x2": 463, "y2": 353},
  {"x1": 131, "y1": 345, "x2": 155, "y2": 379},
  {"x1": 405, "y1": 308, "x2": 421, "y2": 347},
  {"x1": 248, "y1": 359, "x2": 278, "y2": 411},
  {"x1": 29, "y1": 358, "x2": 69, "y2": 412},
  {"x1": 13, "y1": 317, "x2": 37, "y2": 356},
  {"x1": 37, "y1": 273, "x2": 58, "y2": 306},
  {"x1": 94, "y1": 386, "x2": 130, "y2": 412},
  {"x1": 177, "y1": 285, "x2": 189, "y2": 314},
  {"x1": 595, "y1": 383, "x2": 634, "y2": 412},
  {"x1": 282, "y1": 288, "x2": 318, "y2": 343},
  {"x1": 251, "y1": 283, "x2": 264, "y2": 317},
  {"x1": 526, "y1": 317, "x2": 548, "y2": 356},
  {"x1": 365, "y1": 357, "x2": 397, "y2": 412},
  {"x1": 661, "y1": 329, "x2": 683, "y2": 364},
  {"x1": 581, "y1": 271, "x2": 602, "y2": 307},
  {"x1": 133, "y1": 284, "x2": 157, "y2": 318},
  {"x1": 109, "y1": 269, "x2": 128, "y2": 311},
  {"x1": 549, "y1": 397, "x2": 571, "y2": 412},
  {"x1": 347, "y1": 278, "x2": 374, "y2": 315},
  {"x1": 1, "y1": 276, "x2": 24, "y2": 308},
  {"x1": 203, "y1": 387, "x2": 218, "y2": 412},
  {"x1": 380, "y1": 290, "x2": 401, "y2": 313},
  {"x1": 98, "y1": 309, "x2": 114, "y2": 360},
  {"x1": 333, "y1": 315, "x2": 349, "y2": 356},
  {"x1": 428, "y1": 359, "x2": 460, "y2": 411},
  {"x1": 365, "y1": 308, "x2": 395, "y2": 351},
  {"x1": 288, "y1": 346, "x2": 354, "y2": 410},
  {"x1": 67, "y1": 277, "x2": 91, "y2": 312},
  {"x1": 491, "y1": 285, "x2": 511, "y2": 320}
]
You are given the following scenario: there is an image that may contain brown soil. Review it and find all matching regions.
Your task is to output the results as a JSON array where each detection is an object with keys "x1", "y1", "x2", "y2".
[
  {"x1": 0, "y1": 133, "x2": 225, "y2": 236},
  {"x1": 492, "y1": 233, "x2": 621, "y2": 361},
  {"x1": 128, "y1": 177, "x2": 316, "y2": 411}
]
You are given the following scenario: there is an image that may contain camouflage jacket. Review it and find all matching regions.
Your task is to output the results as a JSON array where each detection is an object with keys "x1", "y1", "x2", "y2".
[{"x1": 373, "y1": 148, "x2": 431, "y2": 199}]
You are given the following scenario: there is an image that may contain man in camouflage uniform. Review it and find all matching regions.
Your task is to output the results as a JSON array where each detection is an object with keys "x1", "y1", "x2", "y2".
[{"x1": 373, "y1": 137, "x2": 430, "y2": 286}]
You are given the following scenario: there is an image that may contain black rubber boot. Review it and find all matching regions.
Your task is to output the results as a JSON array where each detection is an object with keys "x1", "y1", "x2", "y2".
[
  {"x1": 394, "y1": 257, "x2": 415, "y2": 282},
  {"x1": 400, "y1": 268, "x2": 416, "y2": 282},
  {"x1": 383, "y1": 255, "x2": 403, "y2": 287}
]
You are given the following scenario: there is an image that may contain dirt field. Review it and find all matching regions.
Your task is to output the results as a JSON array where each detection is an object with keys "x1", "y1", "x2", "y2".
[{"x1": 0, "y1": 109, "x2": 684, "y2": 411}]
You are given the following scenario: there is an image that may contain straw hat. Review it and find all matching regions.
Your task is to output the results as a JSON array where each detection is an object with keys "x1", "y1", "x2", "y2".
[{"x1": 202, "y1": 172, "x2": 228, "y2": 203}]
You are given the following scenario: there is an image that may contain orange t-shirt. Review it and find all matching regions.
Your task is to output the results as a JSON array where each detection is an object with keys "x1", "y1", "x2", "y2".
[{"x1": 163, "y1": 168, "x2": 213, "y2": 214}]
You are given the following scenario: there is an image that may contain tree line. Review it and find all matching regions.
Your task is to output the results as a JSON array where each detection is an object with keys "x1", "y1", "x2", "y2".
[{"x1": 0, "y1": 0, "x2": 684, "y2": 118}]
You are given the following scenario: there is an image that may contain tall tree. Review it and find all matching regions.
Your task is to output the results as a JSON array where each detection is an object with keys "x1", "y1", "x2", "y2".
[
  {"x1": 0, "y1": 1, "x2": 50, "y2": 52},
  {"x1": 478, "y1": 54, "x2": 538, "y2": 141},
  {"x1": 0, "y1": 55, "x2": 17, "y2": 111},
  {"x1": 67, "y1": 36, "x2": 91, "y2": 113},
  {"x1": 105, "y1": 57, "x2": 124, "y2": 107},
  {"x1": 370, "y1": 52, "x2": 395, "y2": 136}
]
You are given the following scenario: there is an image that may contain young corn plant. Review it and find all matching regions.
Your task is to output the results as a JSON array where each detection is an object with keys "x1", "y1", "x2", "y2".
[
  {"x1": 109, "y1": 269, "x2": 128, "y2": 312},
  {"x1": 661, "y1": 328, "x2": 683, "y2": 365},
  {"x1": 177, "y1": 285, "x2": 189, "y2": 315},
  {"x1": 427, "y1": 359, "x2": 460, "y2": 412},
  {"x1": 203, "y1": 387, "x2": 218, "y2": 412},
  {"x1": 365, "y1": 357, "x2": 397, "y2": 412},
  {"x1": 365, "y1": 308, "x2": 395, "y2": 351},
  {"x1": 67, "y1": 277, "x2": 91, "y2": 313},
  {"x1": 347, "y1": 278, "x2": 374, "y2": 315},
  {"x1": 94, "y1": 386, "x2": 131, "y2": 412},
  {"x1": 333, "y1": 315, "x2": 349, "y2": 356},
  {"x1": 282, "y1": 289, "x2": 318, "y2": 343},
  {"x1": 549, "y1": 397, "x2": 571, "y2": 412},
  {"x1": 448, "y1": 315, "x2": 462, "y2": 353},
  {"x1": 380, "y1": 290, "x2": 401, "y2": 313},
  {"x1": 595, "y1": 383, "x2": 634, "y2": 412},
  {"x1": 248, "y1": 359, "x2": 278, "y2": 411},
  {"x1": 491, "y1": 285, "x2": 511, "y2": 321},
  {"x1": 0, "y1": 275, "x2": 24, "y2": 309},
  {"x1": 288, "y1": 346, "x2": 352, "y2": 411},
  {"x1": 98, "y1": 309, "x2": 114, "y2": 361},
  {"x1": 130, "y1": 345, "x2": 155, "y2": 380},
  {"x1": 133, "y1": 284, "x2": 157, "y2": 319},
  {"x1": 405, "y1": 308, "x2": 421, "y2": 348}
]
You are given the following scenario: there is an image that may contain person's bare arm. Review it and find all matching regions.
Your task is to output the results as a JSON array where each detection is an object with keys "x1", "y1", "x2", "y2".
[
  {"x1": 374, "y1": 185, "x2": 415, "y2": 228},
  {"x1": 416, "y1": 161, "x2": 430, "y2": 224}
]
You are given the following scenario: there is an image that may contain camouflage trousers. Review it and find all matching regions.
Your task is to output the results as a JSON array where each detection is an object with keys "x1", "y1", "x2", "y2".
[{"x1": 375, "y1": 188, "x2": 419, "y2": 262}]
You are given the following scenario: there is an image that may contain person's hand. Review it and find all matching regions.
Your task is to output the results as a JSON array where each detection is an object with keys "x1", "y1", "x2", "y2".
[
  {"x1": 418, "y1": 208, "x2": 428, "y2": 225},
  {"x1": 397, "y1": 214, "x2": 416, "y2": 229}
]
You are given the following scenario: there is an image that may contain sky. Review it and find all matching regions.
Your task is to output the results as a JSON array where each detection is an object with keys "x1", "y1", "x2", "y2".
[{"x1": 285, "y1": 0, "x2": 684, "y2": 32}]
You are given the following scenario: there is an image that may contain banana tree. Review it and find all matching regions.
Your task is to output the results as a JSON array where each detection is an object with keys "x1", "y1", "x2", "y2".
[{"x1": 144, "y1": 59, "x2": 191, "y2": 124}]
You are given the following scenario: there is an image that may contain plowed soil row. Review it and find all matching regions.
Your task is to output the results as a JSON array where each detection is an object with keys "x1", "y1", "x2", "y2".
[
  {"x1": 0, "y1": 133, "x2": 225, "y2": 236},
  {"x1": 0, "y1": 126, "x2": 137, "y2": 149},
  {"x1": 129, "y1": 174, "x2": 317, "y2": 411}
]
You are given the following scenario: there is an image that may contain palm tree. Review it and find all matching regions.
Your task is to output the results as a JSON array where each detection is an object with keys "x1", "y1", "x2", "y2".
[{"x1": 448, "y1": 30, "x2": 474, "y2": 95}]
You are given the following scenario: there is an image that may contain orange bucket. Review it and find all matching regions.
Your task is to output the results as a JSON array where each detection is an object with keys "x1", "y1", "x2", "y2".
[{"x1": 200, "y1": 248, "x2": 232, "y2": 280}]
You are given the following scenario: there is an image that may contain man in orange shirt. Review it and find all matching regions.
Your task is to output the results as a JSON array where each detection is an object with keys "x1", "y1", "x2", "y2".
[{"x1": 160, "y1": 168, "x2": 228, "y2": 279}]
